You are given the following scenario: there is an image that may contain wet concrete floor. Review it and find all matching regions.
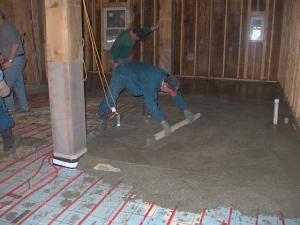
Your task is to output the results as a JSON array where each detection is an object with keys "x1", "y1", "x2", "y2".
[{"x1": 80, "y1": 79, "x2": 300, "y2": 217}]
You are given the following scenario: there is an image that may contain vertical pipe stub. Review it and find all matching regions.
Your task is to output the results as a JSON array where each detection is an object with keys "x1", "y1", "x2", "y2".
[{"x1": 273, "y1": 98, "x2": 280, "y2": 125}]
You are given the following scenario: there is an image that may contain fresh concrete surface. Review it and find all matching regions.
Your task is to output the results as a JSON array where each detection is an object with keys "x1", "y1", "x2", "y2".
[
  {"x1": 79, "y1": 80, "x2": 300, "y2": 217},
  {"x1": 4, "y1": 80, "x2": 300, "y2": 218}
]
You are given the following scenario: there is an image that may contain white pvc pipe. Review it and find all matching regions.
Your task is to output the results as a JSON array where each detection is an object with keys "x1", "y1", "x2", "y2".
[
  {"x1": 116, "y1": 114, "x2": 121, "y2": 127},
  {"x1": 273, "y1": 98, "x2": 279, "y2": 125}
]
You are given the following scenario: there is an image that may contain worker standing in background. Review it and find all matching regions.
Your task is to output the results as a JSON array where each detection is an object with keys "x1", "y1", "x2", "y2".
[
  {"x1": 110, "y1": 25, "x2": 159, "y2": 68},
  {"x1": 98, "y1": 61, "x2": 195, "y2": 136},
  {"x1": 0, "y1": 9, "x2": 30, "y2": 113},
  {"x1": 0, "y1": 69, "x2": 16, "y2": 153}
]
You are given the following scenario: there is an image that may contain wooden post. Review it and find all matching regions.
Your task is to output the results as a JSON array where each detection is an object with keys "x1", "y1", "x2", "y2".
[{"x1": 45, "y1": 0, "x2": 87, "y2": 168}]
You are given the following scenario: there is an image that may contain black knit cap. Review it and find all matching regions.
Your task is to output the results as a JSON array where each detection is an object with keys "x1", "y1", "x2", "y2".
[
  {"x1": 132, "y1": 28, "x2": 146, "y2": 40},
  {"x1": 166, "y1": 75, "x2": 180, "y2": 91},
  {"x1": 0, "y1": 10, "x2": 6, "y2": 19}
]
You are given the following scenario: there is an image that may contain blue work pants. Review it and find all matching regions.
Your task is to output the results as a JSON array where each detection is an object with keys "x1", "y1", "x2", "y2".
[
  {"x1": 3, "y1": 56, "x2": 29, "y2": 112},
  {"x1": 0, "y1": 100, "x2": 14, "y2": 131},
  {"x1": 98, "y1": 73, "x2": 142, "y2": 120}
]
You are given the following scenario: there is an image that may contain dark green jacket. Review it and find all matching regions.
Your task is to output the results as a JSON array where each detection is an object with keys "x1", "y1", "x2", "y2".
[{"x1": 110, "y1": 28, "x2": 152, "y2": 62}]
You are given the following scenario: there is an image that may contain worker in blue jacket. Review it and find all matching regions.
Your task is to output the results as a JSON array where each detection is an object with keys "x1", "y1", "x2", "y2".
[
  {"x1": 0, "y1": 69, "x2": 16, "y2": 152},
  {"x1": 98, "y1": 61, "x2": 194, "y2": 136}
]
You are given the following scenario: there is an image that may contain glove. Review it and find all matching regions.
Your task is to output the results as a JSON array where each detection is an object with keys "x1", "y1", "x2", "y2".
[
  {"x1": 161, "y1": 120, "x2": 171, "y2": 136},
  {"x1": 184, "y1": 110, "x2": 194, "y2": 123}
]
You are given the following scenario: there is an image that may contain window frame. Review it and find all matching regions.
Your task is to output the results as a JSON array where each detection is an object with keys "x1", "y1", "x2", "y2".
[
  {"x1": 103, "y1": 7, "x2": 127, "y2": 50},
  {"x1": 249, "y1": 16, "x2": 265, "y2": 42}
]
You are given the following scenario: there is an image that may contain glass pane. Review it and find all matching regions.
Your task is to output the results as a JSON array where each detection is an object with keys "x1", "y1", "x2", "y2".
[
  {"x1": 249, "y1": 17, "x2": 264, "y2": 42},
  {"x1": 252, "y1": 19, "x2": 262, "y2": 28},
  {"x1": 107, "y1": 10, "x2": 125, "y2": 28}
]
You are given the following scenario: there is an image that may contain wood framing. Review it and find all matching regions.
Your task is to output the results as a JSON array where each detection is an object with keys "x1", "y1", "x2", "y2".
[{"x1": 278, "y1": 0, "x2": 300, "y2": 126}]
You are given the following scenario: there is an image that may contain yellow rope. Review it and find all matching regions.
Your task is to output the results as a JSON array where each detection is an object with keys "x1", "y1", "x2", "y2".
[
  {"x1": 82, "y1": 0, "x2": 117, "y2": 111},
  {"x1": 82, "y1": 39, "x2": 88, "y2": 81}
]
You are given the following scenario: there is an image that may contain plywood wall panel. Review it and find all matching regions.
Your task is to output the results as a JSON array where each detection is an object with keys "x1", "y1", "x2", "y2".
[{"x1": 210, "y1": 0, "x2": 226, "y2": 78}]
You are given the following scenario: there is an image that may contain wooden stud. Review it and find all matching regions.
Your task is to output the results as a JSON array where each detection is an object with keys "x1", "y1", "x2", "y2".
[
  {"x1": 193, "y1": 0, "x2": 199, "y2": 76},
  {"x1": 292, "y1": 50, "x2": 300, "y2": 114},
  {"x1": 31, "y1": 0, "x2": 44, "y2": 83},
  {"x1": 153, "y1": 0, "x2": 158, "y2": 66},
  {"x1": 290, "y1": 3, "x2": 300, "y2": 107},
  {"x1": 222, "y1": 0, "x2": 228, "y2": 78},
  {"x1": 243, "y1": 0, "x2": 251, "y2": 79},
  {"x1": 208, "y1": 0, "x2": 213, "y2": 77},
  {"x1": 260, "y1": 0, "x2": 269, "y2": 80},
  {"x1": 179, "y1": 0, "x2": 185, "y2": 76},
  {"x1": 237, "y1": 0, "x2": 244, "y2": 79},
  {"x1": 140, "y1": 0, "x2": 144, "y2": 62},
  {"x1": 251, "y1": 42, "x2": 256, "y2": 80},
  {"x1": 267, "y1": 0, "x2": 276, "y2": 80}
]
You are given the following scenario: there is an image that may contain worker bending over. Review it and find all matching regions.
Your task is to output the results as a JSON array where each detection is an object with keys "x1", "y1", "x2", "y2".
[{"x1": 98, "y1": 61, "x2": 194, "y2": 136}]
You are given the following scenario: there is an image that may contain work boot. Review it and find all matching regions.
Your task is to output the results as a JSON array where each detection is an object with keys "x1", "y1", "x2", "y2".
[
  {"x1": 142, "y1": 104, "x2": 152, "y2": 118},
  {"x1": 1, "y1": 128, "x2": 15, "y2": 153}
]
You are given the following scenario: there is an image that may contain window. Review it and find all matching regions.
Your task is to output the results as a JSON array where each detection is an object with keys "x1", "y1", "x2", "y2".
[
  {"x1": 249, "y1": 17, "x2": 265, "y2": 42},
  {"x1": 104, "y1": 8, "x2": 127, "y2": 49}
]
